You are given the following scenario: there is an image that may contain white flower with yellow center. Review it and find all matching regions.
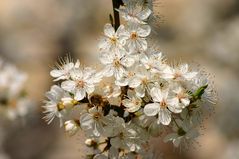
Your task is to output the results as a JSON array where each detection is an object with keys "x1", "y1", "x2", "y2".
[
  {"x1": 100, "y1": 52, "x2": 135, "y2": 80},
  {"x1": 80, "y1": 107, "x2": 110, "y2": 137},
  {"x1": 118, "y1": 1, "x2": 152, "y2": 24},
  {"x1": 98, "y1": 23, "x2": 128, "y2": 56},
  {"x1": 124, "y1": 23, "x2": 151, "y2": 53},
  {"x1": 42, "y1": 85, "x2": 75, "y2": 126},
  {"x1": 144, "y1": 87, "x2": 180, "y2": 125},
  {"x1": 140, "y1": 51, "x2": 166, "y2": 73},
  {"x1": 50, "y1": 57, "x2": 80, "y2": 81},
  {"x1": 170, "y1": 86, "x2": 190, "y2": 109},
  {"x1": 61, "y1": 67, "x2": 100, "y2": 101},
  {"x1": 161, "y1": 64, "x2": 197, "y2": 81},
  {"x1": 103, "y1": 84, "x2": 121, "y2": 98},
  {"x1": 115, "y1": 66, "x2": 136, "y2": 86},
  {"x1": 122, "y1": 93, "x2": 142, "y2": 113},
  {"x1": 129, "y1": 67, "x2": 153, "y2": 97}
]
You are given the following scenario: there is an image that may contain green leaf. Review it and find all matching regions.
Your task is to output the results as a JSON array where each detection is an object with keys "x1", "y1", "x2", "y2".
[
  {"x1": 194, "y1": 85, "x2": 208, "y2": 99},
  {"x1": 191, "y1": 85, "x2": 208, "y2": 103}
]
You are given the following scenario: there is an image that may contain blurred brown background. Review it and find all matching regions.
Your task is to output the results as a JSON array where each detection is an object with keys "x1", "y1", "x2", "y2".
[{"x1": 0, "y1": 0, "x2": 239, "y2": 159}]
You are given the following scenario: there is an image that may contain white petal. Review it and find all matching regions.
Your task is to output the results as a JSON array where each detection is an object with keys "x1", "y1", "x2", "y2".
[
  {"x1": 99, "y1": 52, "x2": 114, "y2": 65},
  {"x1": 98, "y1": 37, "x2": 109, "y2": 50},
  {"x1": 137, "y1": 39, "x2": 147, "y2": 51},
  {"x1": 179, "y1": 64, "x2": 188, "y2": 73},
  {"x1": 128, "y1": 41, "x2": 137, "y2": 53},
  {"x1": 85, "y1": 86, "x2": 95, "y2": 94},
  {"x1": 120, "y1": 56, "x2": 135, "y2": 67},
  {"x1": 122, "y1": 99, "x2": 132, "y2": 108},
  {"x1": 64, "y1": 63, "x2": 74, "y2": 71},
  {"x1": 75, "y1": 89, "x2": 86, "y2": 100},
  {"x1": 135, "y1": 85, "x2": 145, "y2": 97},
  {"x1": 167, "y1": 104, "x2": 182, "y2": 113},
  {"x1": 128, "y1": 77, "x2": 141, "y2": 88},
  {"x1": 181, "y1": 98, "x2": 190, "y2": 107},
  {"x1": 161, "y1": 66, "x2": 174, "y2": 79},
  {"x1": 115, "y1": 67, "x2": 125, "y2": 80},
  {"x1": 137, "y1": 25, "x2": 151, "y2": 37},
  {"x1": 158, "y1": 109, "x2": 171, "y2": 125},
  {"x1": 127, "y1": 105, "x2": 140, "y2": 113},
  {"x1": 80, "y1": 114, "x2": 93, "y2": 130},
  {"x1": 137, "y1": 8, "x2": 152, "y2": 20},
  {"x1": 144, "y1": 103, "x2": 160, "y2": 116},
  {"x1": 150, "y1": 87, "x2": 163, "y2": 102},
  {"x1": 50, "y1": 70, "x2": 64, "y2": 78},
  {"x1": 71, "y1": 69, "x2": 84, "y2": 81},
  {"x1": 104, "y1": 23, "x2": 115, "y2": 37},
  {"x1": 61, "y1": 80, "x2": 76, "y2": 92},
  {"x1": 184, "y1": 72, "x2": 198, "y2": 80},
  {"x1": 102, "y1": 65, "x2": 114, "y2": 77}
]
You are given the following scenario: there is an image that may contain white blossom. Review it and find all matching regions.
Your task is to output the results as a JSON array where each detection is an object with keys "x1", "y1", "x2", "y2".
[
  {"x1": 50, "y1": 57, "x2": 80, "y2": 81},
  {"x1": 164, "y1": 118, "x2": 200, "y2": 147},
  {"x1": 99, "y1": 23, "x2": 128, "y2": 52},
  {"x1": 61, "y1": 67, "x2": 100, "y2": 101},
  {"x1": 42, "y1": 85, "x2": 73, "y2": 126},
  {"x1": 128, "y1": 66, "x2": 153, "y2": 97},
  {"x1": 124, "y1": 23, "x2": 151, "y2": 53},
  {"x1": 80, "y1": 107, "x2": 111, "y2": 137},
  {"x1": 42, "y1": 0, "x2": 216, "y2": 157},
  {"x1": 103, "y1": 84, "x2": 121, "y2": 98},
  {"x1": 108, "y1": 118, "x2": 145, "y2": 152},
  {"x1": 100, "y1": 52, "x2": 135, "y2": 80},
  {"x1": 122, "y1": 93, "x2": 142, "y2": 113},
  {"x1": 118, "y1": 2, "x2": 152, "y2": 24},
  {"x1": 144, "y1": 87, "x2": 182, "y2": 125},
  {"x1": 170, "y1": 86, "x2": 190, "y2": 109},
  {"x1": 162, "y1": 64, "x2": 198, "y2": 81},
  {"x1": 140, "y1": 51, "x2": 166, "y2": 73}
]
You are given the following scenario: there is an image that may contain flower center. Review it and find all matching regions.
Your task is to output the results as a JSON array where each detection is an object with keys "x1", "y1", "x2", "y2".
[
  {"x1": 110, "y1": 37, "x2": 117, "y2": 45},
  {"x1": 113, "y1": 59, "x2": 121, "y2": 68},
  {"x1": 177, "y1": 92, "x2": 186, "y2": 100},
  {"x1": 174, "y1": 71, "x2": 182, "y2": 79},
  {"x1": 77, "y1": 80, "x2": 85, "y2": 88},
  {"x1": 133, "y1": 99, "x2": 140, "y2": 106},
  {"x1": 160, "y1": 99, "x2": 167, "y2": 109},
  {"x1": 57, "y1": 102, "x2": 65, "y2": 111},
  {"x1": 130, "y1": 32, "x2": 138, "y2": 40},
  {"x1": 93, "y1": 112, "x2": 102, "y2": 121},
  {"x1": 119, "y1": 132, "x2": 125, "y2": 139},
  {"x1": 128, "y1": 71, "x2": 135, "y2": 77},
  {"x1": 142, "y1": 77, "x2": 148, "y2": 85}
]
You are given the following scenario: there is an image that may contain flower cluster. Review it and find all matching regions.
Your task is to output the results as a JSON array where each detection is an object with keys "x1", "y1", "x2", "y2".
[
  {"x1": 43, "y1": 0, "x2": 216, "y2": 158},
  {"x1": 0, "y1": 58, "x2": 33, "y2": 120}
]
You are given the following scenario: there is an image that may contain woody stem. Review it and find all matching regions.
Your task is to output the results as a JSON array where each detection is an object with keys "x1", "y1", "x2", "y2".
[{"x1": 112, "y1": 0, "x2": 123, "y2": 30}]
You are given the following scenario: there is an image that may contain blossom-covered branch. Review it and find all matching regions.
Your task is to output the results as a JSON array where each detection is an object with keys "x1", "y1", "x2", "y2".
[{"x1": 42, "y1": 0, "x2": 217, "y2": 158}]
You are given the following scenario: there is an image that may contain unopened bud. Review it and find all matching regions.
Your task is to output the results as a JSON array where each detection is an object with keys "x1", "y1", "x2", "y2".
[{"x1": 64, "y1": 120, "x2": 79, "y2": 136}]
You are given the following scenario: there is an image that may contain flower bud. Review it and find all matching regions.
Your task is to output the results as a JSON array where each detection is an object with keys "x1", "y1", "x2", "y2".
[
  {"x1": 61, "y1": 97, "x2": 74, "y2": 108},
  {"x1": 85, "y1": 138, "x2": 98, "y2": 148},
  {"x1": 64, "y1": 120, "x2": 79, "y2": 136}
]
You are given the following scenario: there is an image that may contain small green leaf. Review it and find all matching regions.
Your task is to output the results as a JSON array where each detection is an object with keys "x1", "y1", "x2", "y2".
[
  {"x1": 190, "y1": 85, "x2": 208, "y2": 103},
  {"x1": 194, "y1": 85, "x2": 208, "y2": 99}
]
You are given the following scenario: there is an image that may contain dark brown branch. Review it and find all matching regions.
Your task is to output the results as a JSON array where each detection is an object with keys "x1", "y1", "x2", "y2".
[{"x1": 112, "y1": 0, "x2": 123, "y2": 30}]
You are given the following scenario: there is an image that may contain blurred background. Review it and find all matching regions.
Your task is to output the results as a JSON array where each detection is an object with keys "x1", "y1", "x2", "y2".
[{"x1": 0, "y1": 0, "x2": 238, "y2": 158}]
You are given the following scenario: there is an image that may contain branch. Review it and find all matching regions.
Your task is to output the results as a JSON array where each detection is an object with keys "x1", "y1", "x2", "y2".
[{"x1": 112, "y1": 0, "x2": 123, "y2": 30}]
